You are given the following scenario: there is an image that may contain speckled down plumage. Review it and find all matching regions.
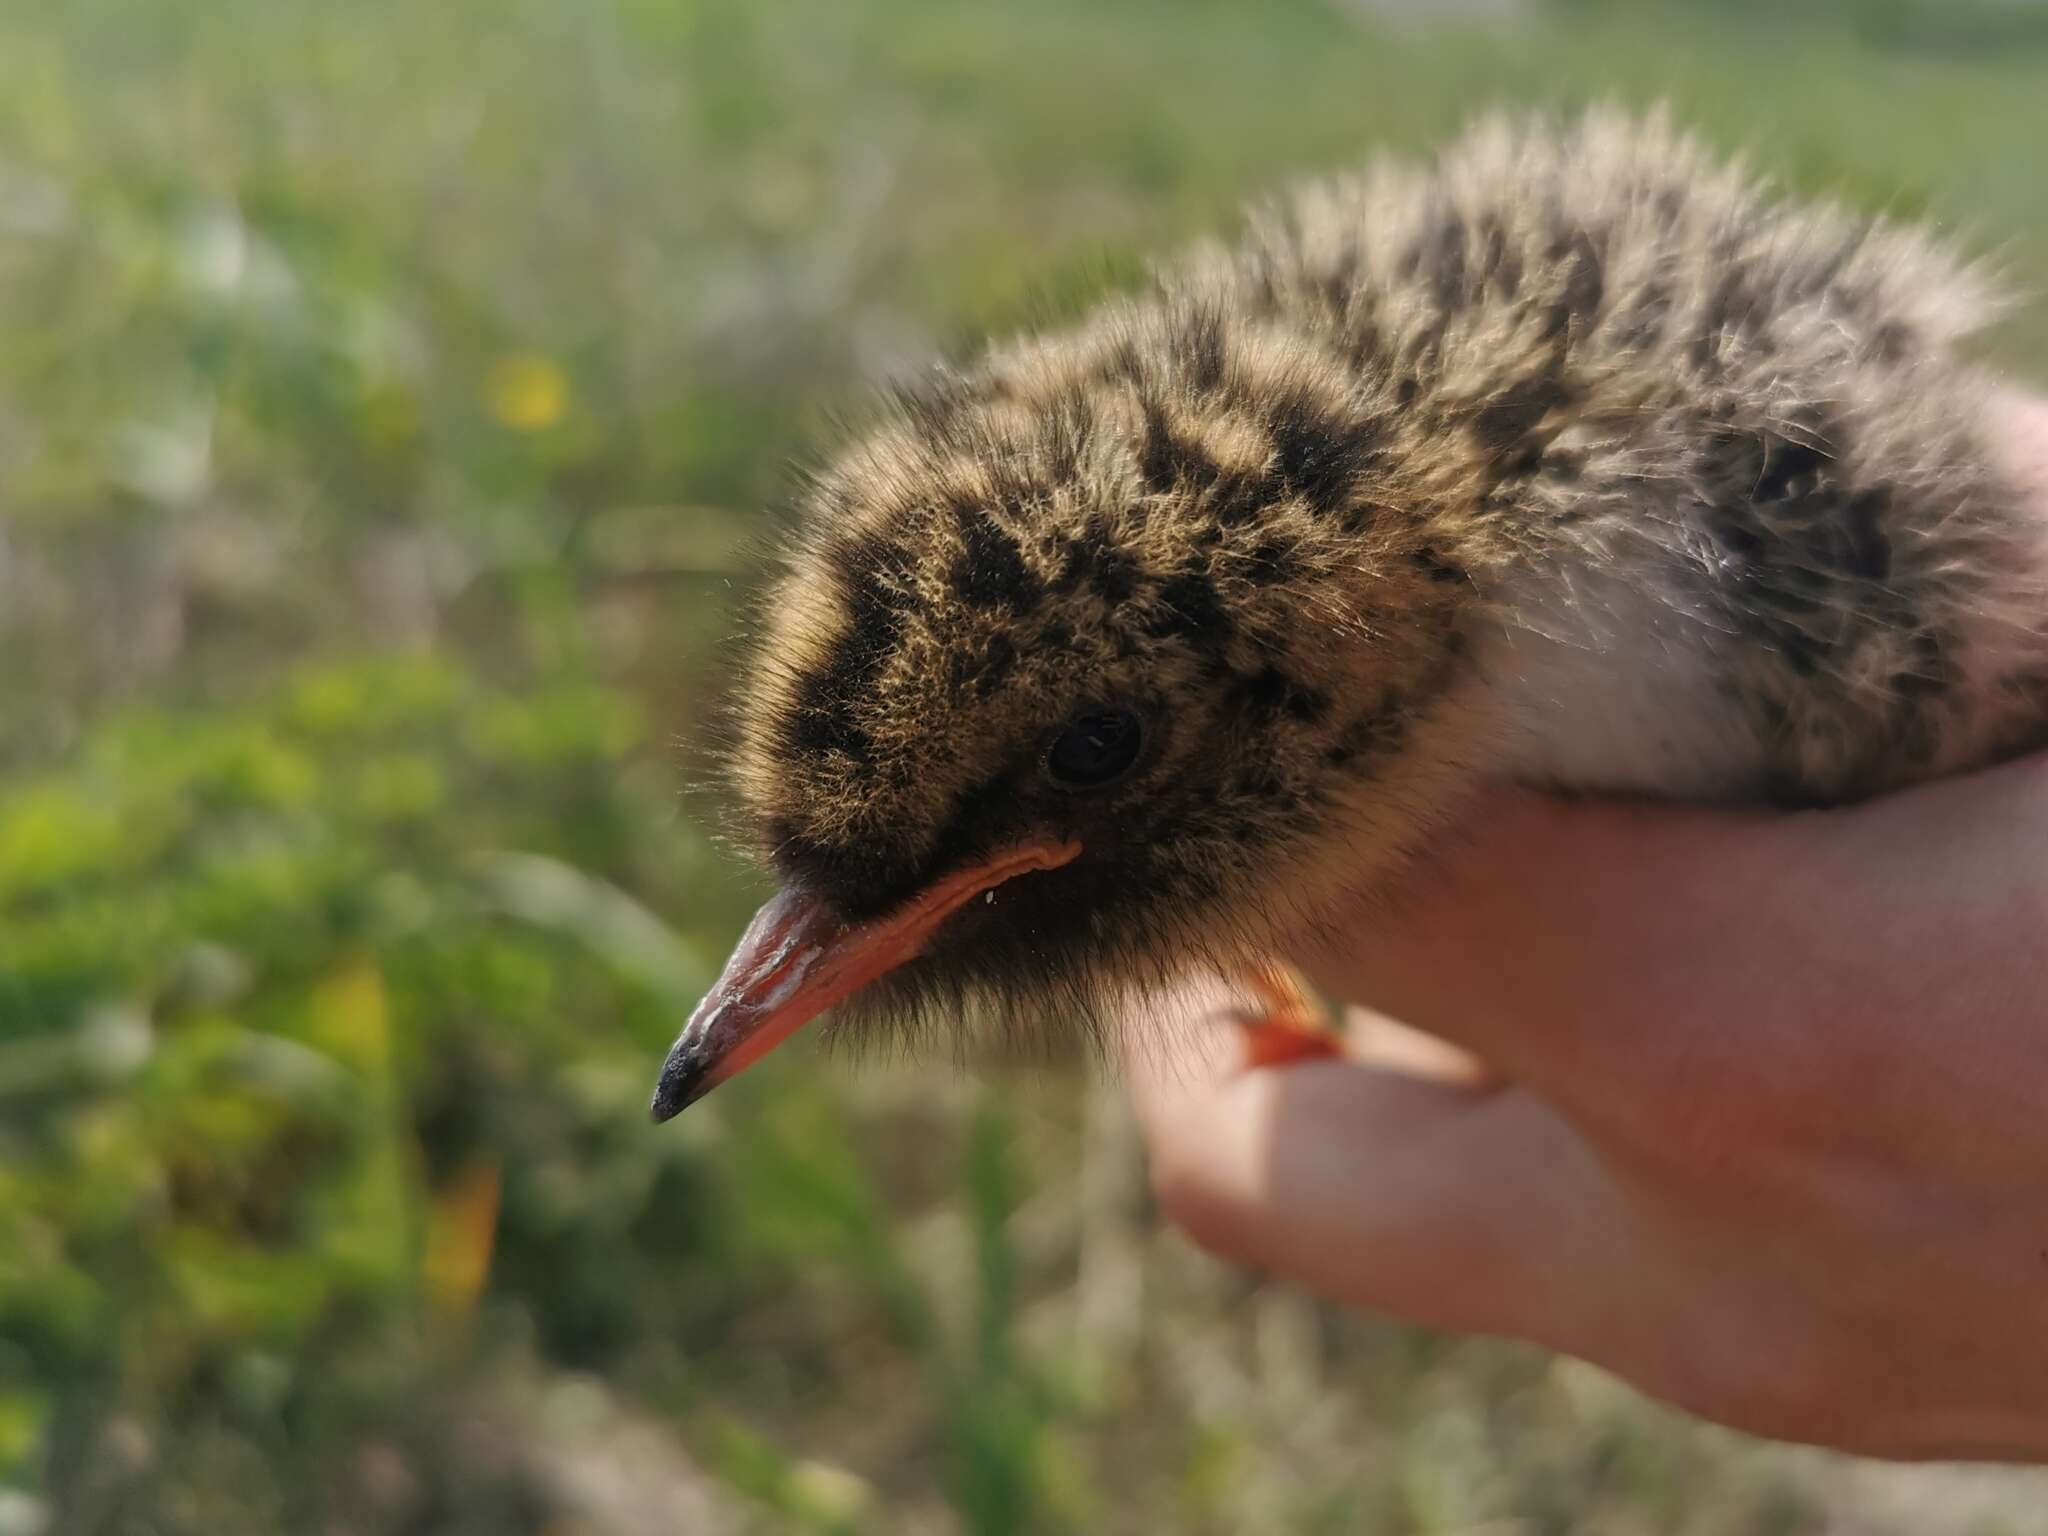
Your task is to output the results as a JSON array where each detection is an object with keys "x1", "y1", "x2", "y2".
[{"x1": 716, "y1": 108, "x2": 2048, "y2": 1059}]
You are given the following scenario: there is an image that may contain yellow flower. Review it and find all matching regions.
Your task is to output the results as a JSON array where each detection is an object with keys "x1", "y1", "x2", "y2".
[
  {"x1": 423, "y1": 1162, "x2": 502, "y2": 1317},
  {"x1": 485, "y1": 353, "x2": 568, "y2": 431}
]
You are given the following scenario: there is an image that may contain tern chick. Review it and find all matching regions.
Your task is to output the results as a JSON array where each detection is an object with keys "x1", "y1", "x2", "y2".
[{"x1": 652, "y1": 109, "x2": 2047, "y2": 1120}]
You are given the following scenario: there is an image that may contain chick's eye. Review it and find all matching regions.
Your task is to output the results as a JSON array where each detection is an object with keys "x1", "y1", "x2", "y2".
[{"x1": 1044, "y1": 707, "x2": 1144, "y2": 789}]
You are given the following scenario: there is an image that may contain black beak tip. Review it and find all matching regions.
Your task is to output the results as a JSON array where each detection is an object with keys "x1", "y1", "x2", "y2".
[{"x1": 648, "y1": 1044, "x2": 711, "y2": 1124}]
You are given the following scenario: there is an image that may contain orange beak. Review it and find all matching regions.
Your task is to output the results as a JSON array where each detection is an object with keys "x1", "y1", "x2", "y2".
[{"x1": 650, "y1": 840, "x2": 1081, "y2": 1121}]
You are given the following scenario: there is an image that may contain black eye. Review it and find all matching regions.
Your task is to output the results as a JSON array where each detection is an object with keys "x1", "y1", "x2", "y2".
[{"x1": 1044, "y1": 707, "x2": 1145, "y2": 789}]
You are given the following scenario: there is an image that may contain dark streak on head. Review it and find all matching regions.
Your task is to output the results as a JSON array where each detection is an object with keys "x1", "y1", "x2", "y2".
[
  {"x1": 1408, "y1": 207, "x2": 1468, "y2": 314},
  {"x1": 1139, "y1": 402, "x2": 1221, "y2": 496},
  {"x1": 1892, "y1": 628, "x2": 1949, "y2": 700},
  {"x1": 1146, "y1": 571, "x2": 1233, "y2": 655},
  {"x1": 1477, "y1": 215, "x2": 1521, "y2": 300},
  {"x1": 1175, "y1": 305, "x2": 1228, "y2": 394},
  {"x1": 1474, "y1": 376, "x2": 1567, "y2": 456},
  {"x1": 1102, "y1": 336, "x2": 1147, "y2": 387},
  {"x1": 1409, "y1": 546, "x2": 1466, "y2": 584},
  {"x1": 1869, "y1": 321, "x2": 1912, "y2": 365},
  {"x1": 1056, "y1": 518, "x2": 1139, "y2": 604},
  {"x1": 1268, "y1": 395, "x2": 1379, "y2": 517},
  {"x1": 785, "y1": 532, "x2": 920, "y2": 763},
  {"x1": 1236, "y1": 664, "x2": 1329, "y2": 725},
  {"x1": 948, "y1": 630, "x2": 1017, "y2": 701},
  {"x1": 789, "y1": 667, "x2": 874, "y2": 762},
  {"x1": 1209, "y1": 467, "x2": 1280, "y2": 528},
  {"x1": 1324, "y1": 688, "x2": 1411, "y2": 770},
  {"x1": 950, "y1": 503, "x2": 1043, "y2": 614},
  {"x1": 1751, "y1": 438, "x2": 1827, "y2": 505},
  {"x1": 1244, "y1": 536, "x2": 1299, "y2": 586},
  {"x1": 1557, "y1": 228, "x2": 1604, "y2": 328},
  {"x1": 1842, "y1": 490, "x2": 1892, "y2": 582}
]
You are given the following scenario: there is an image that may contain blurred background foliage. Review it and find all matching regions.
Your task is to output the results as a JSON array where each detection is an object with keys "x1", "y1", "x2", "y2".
[{"x1": 2, "y1": 0, "x2": 2047, "y2": 1531}]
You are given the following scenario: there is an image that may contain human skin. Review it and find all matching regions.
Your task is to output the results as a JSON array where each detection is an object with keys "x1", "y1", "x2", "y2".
[{"x1": 1125, "y1": 394, "x2": 2048, "y2": 1462}]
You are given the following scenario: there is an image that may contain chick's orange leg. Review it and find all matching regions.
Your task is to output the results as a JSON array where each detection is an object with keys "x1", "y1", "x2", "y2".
[{"x1": 1233, "y1": 960, "x2": 1346, "y2": 1070}]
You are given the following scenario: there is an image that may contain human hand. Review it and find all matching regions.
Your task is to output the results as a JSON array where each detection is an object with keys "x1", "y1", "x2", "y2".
[{"x1": 1127, "y1": 396, "x2": 2048, "y2": 1463}]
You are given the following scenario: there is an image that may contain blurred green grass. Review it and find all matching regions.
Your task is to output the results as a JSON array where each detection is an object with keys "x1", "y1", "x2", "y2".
[{"x1": 3, "y1": 0, "x2": 2048, "y2": 1532}]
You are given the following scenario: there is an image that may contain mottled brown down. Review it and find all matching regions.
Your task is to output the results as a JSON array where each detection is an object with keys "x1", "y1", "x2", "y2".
[{"x1": 716, "y1": 108, "x2": 2048, "y2": 1064}]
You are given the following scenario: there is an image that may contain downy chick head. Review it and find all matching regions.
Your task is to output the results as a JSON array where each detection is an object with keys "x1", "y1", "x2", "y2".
[{"x1": 652, "y1": 296, "x2": 1474, "y2": 1118}]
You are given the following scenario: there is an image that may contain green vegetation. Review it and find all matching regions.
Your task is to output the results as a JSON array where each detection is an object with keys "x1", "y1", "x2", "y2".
[{"x1": 1, "y1": 0, "x2": 2045, "y2": 1530}]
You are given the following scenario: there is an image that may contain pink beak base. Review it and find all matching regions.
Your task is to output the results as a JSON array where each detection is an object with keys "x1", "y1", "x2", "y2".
[{"x1": 650, "y1": 840, "x2": 1081, "y2": 1121}]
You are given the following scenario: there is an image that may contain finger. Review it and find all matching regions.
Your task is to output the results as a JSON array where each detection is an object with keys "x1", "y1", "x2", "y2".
[
  {"x1": 1284, "y1": 790, "x2": 1798, "y2": 1092},
  {"x1": 1290, "y1": 751, "x2": 2048, "y2": 1109},
  {"x1": 1343, "y1": 1005, "x2": 1501, "y2": 1089},
  {"x1": 1124, "y1": 984, "x2": 1609, "y2": 1343},
  {"x1": 1135, "y1": 1052, "x2": 1607, "y2": 1341},
  {"x1": 1117, "y1": 975, "x2": 1484, "y2": 1089}
]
